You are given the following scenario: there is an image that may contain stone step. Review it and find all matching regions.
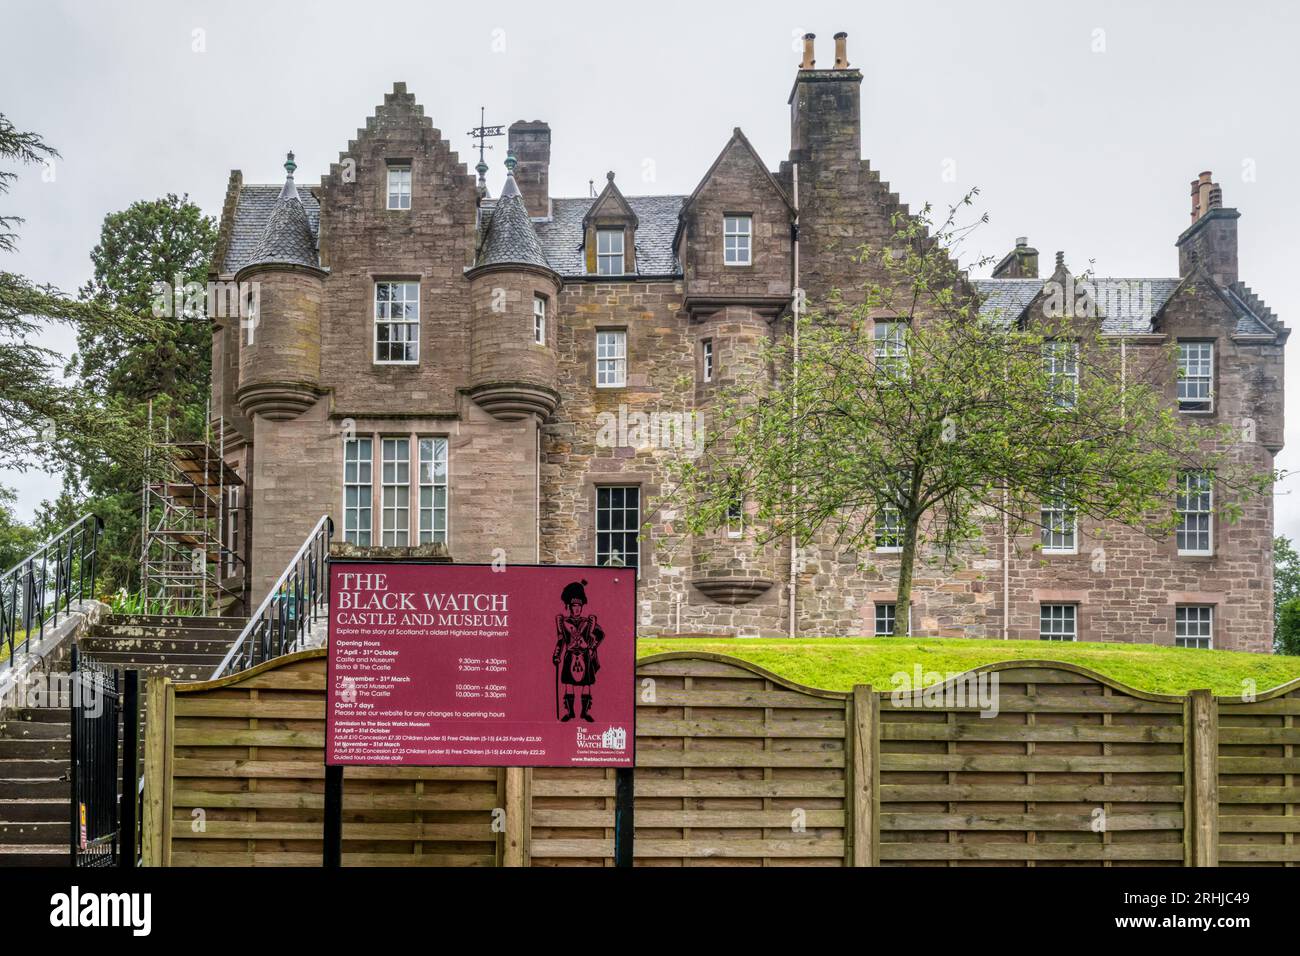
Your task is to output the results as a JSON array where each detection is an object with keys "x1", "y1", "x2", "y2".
[
  {"x1": 0, "y1": 844, "x2": 68, "y2": 866},
  {"x1": 0, "y1": 820, "x2": 67, "y2": 844},
  {"x1": 82, "y1": 633, "x2": 240, "y2": 653},
  {"x1": 0, "y1": 758, "x2": 67, "y2": 779},
  {"x1": 0, "y1": 738, "x2": 68, "y2": 759},
  {"x1": 76, "y1": 649, "x2": 228, "y2": 668},
  {"x1": 0, "y1": 778, "x2": 67, "y2": 799},
  {"x1": 0, "y1": 798, "x2": 69, "y2": 823},
  {"x1": 86, "y1": 626, "x2": 245, "y2": 645},
  {"x1": 100, "y1": 614, "x2": 247, "y2": 631},
  {"x1": 0, "y1": 714, "x2": 71, "y2": 736}
]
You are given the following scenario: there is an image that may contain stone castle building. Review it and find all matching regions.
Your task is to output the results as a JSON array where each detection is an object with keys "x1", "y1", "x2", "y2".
[{"x1": 208, "y1": 32, "x2": 1286, "y2": 651}]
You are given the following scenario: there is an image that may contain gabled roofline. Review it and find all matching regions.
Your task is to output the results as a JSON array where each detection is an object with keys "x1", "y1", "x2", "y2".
[
  {"x1": 673, "y1": 127, "x2": 795, "y2": 254},
  {"x1": 582, "y1": 173, "x2": 638, "y2": 229}
]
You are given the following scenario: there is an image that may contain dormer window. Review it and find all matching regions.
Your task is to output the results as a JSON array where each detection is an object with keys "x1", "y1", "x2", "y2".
[
  {"x1": 387, "y1": 164, "x2": 411, "y2": 210},
  {"x1": 596, "y1": 229, "x2": 624, "y2": 275},
  {"x1": 724, "y1": 215, "x2": 752, "y2": 265}
]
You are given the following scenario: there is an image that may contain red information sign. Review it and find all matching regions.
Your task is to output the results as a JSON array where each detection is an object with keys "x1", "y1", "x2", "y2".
[{"x1": 326, "y1": 562, "x2": 635, "y2": 767}]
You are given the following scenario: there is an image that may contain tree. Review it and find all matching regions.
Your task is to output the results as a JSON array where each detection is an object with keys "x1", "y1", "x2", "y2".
[
  {"x1": 64, "y1": 196, "x2": 217, "y2": 592},
  {"x1": 1276, "y1": 536, "x2": 1300, "y2": 654},
  {"x1": 0, "y1": 484, "x2": 39, "y2": 570},
  {"x1": 671, "y1": 196, "x2": 1272, "y2": 635},
  {"x1": 0, "y1": 113, "x2": 146, "y2": 474}
]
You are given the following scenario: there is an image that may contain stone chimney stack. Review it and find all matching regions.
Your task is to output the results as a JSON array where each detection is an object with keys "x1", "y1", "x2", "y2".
[
  {"x1": 1176, "y1": 169, "x2": 1239, "y2": 286},
  {"x1": 800, "y1": 33, "x2": 815, "y2": 70},
  {"x1": 789, "y1": 30, "x2": 862, "y2": 164},
  {"x1": 507, "y1": 120, "x2": 551, "y2": 219},
  {"x1": 991, "y1": 236, "x2": 1040, "y2": 279}
]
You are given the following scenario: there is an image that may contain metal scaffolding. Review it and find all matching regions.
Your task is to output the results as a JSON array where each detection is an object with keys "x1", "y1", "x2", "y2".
[{"x1": 139, "y1": 402, "x2": 245, "y2": 615}]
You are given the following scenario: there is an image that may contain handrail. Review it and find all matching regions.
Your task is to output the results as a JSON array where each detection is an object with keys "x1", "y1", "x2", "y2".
[
  {"x1": 209, "y1": 514, "x2": 332, "y2": 679},
  {"x1": 0, "y1": 514, "x2": 103, "y2": 671}
]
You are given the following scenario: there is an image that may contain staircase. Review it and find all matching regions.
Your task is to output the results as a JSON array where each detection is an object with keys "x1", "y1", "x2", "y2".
[
  {"x1": 0, "y1": 614, "x2": 246, "y2": 866},
  {"x1": 78, "y1": 614, "x2": 247, "y2": 682}
]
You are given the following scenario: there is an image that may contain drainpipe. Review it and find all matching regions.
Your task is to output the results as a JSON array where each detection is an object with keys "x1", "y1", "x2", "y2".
[
  {"x1": 1002, "y1": 493, "x2": 1010, "y2": 639},
  {"x1": 535, "y1": 424, "x2": 541, "y2": 563},
  {"x1": 789, "y1": 162, "x2": 801, "y2": 639}
]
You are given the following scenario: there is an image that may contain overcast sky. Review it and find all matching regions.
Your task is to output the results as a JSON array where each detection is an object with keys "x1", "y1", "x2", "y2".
[{"x1": 1, "y1": 0, "x2": 1296, "y2": 539}]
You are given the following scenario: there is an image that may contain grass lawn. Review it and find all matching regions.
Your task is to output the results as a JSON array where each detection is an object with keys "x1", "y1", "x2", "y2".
[{"x1": 636, "y1": 637, "x2": 1300, "y2": 697}]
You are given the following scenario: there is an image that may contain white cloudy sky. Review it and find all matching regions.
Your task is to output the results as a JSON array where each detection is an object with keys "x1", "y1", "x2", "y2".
[{"x1": 0, "y1": 0, "x2": 1296, "y2": 538}]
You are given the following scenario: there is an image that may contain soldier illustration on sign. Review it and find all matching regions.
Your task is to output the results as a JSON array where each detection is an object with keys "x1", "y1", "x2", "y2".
[{"x1": 552, "y1": 580, "x2": 605, "y2": 722}]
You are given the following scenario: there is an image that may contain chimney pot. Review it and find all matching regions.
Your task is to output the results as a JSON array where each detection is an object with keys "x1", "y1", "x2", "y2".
[
  {"x1": 1015, "y1": 236, "x2": 1027, "y2": 248},
  {"x1": 833, "y1": 32, "x2": 848, "y2": 69},
  {"x1": 800, "y1": 33, "x2": 816, "y2": 70}
]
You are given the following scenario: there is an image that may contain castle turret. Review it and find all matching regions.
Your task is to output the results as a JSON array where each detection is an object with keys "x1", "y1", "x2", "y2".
[
  {"x1": 234, "y1": 152, "x2": 326, "y2": 420},
  {"x1": 466, "y1": 153, "x2": 562, "y2": 421}
]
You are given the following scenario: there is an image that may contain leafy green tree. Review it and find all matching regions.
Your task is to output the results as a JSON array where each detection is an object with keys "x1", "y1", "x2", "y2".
[
  {"x1": 1276, "y1": 536, "x2": 1300, "y2": 654},
  {"x1": 671, "y1": 197, "x2": 1272, "y2": 635},
  {"x1": 64, "y1": 196, "x2": 217, "y2": 592},
  {"x1": 0, "y1": 484, "x2": 39, "y2": 570},
  {"x1": 0, "y1": 113, "x2": 146, "y2": 474}
]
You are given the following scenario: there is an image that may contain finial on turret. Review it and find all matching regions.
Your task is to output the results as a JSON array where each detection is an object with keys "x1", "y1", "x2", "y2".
[
  {"x1": 284, "y1": 151, "x2": 297, "y2": 177},
  {"x1": 606, "y1": 170, "x2": 615, "y2": 183},
  {"x1": 504, "y1": 150, "x2": 518, "y2": 175}
]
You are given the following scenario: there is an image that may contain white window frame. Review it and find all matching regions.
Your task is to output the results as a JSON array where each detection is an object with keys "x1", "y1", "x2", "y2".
[
  {"x1": 418, "y1": 437, "x2": 449, "y2": 545},
  {"x1": 596, "y1": 329, "x2": 627, "y2": 388},
  {"x1": 225, "y1": 487, "x2": 240, "y2": 577},
  {"x1": 381, "y1": 437, "x2": 410, "y2": 547},
  {"x1": 873, "y1": 321, "x2": 909, "y2": 381},
  {"x1": 1044, "y1": 340, "x2": 1079, "y2": 410},
  {"x1": 387, "y1": 164, "x2": 411, "y2": 210},
  {"x1": 1176, "y1": 471, "x2": 1213, "y2": 556},
  {"x1": 724, "y1": 214, "x2": 752, "y2": 266},
  {"x1": 726, "y1": 495, "x2": 744, "y2": 539},
  {"x1": 1040, "y1": 603, "x2": 1077, "y2": 641},
  {"x1": 374, "y1": 281, "x2": 420, "y2": 365},
  {"x1": 1174, "y1": 605, "x2": 1213, "y2": 649},
  {"x1": 596, "y1": 485, "x2": 640, "y2": 575},
  {"x1": 533, "y1": 294, "x2": 547, "y2": 345},
  {"x1": 702, "y1": 338, "x2": 714, "y2": 383},
  {"x1": 1040, "y1": 482, "x2": 1077, "y2": 554},
  {"x1": 596, "y1": 228, "x2": 625, "y2": 275},
  {"x1": 1177, "y1": 341, "x2": 1214, "y2": 413},
  {"x1": 343, "y1": 437, "x2": 373, "y2": 546},
  {"x1": 875, "y1": 500, "x2": 903, "y2": 553}
]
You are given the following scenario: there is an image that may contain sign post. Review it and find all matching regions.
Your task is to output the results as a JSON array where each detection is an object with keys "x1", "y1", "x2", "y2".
[{"x1": 324, "y1": 561, "x2": 636, "y2": 866}]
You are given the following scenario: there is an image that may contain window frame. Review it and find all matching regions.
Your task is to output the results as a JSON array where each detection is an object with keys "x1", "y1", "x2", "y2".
[
  {"x1": 1044, "y1": 339, "x2": 1080, "y2": 410},
  {"x1": 374, "y1": 280, "x2": 421, "y2": 365},
  {"x1": 1039, "y1": 603, "x2": 1078, "y2": 641},
  {"x1": 380, "y1": 437, "x2": 411, "y2": 547},
  {"x1": 418, "y1": 436, "x2": 449, "y2": 546},
  {"x1": 873, "y1": 320, "x2": 909, "y2": 382},
  {"x1": 533, "y1": 294, "x2": 547, "y2": 346},
  {"x1": 1040, "y1": 481, "x2": 1078, "y2": 555},
  {"x1": 723, "y1": 214, "x2": 753, "y2": 266},
  {"x1": 596, "y1": 485, "x2": 640, "y2": 576},
  {"x1": 701, "y1": 338, "x2": 714, "y2": 383},
  {"x1": 1176, "y1": 470, "x2": 1214, "y2": 556},
  {"x1": 1174, "y1": 604, "x2": 1214, "y2": 649},
  {"x1": 596, "y1": 329, "x2": 627, "y2": 388},
  {"x1": 386, "y1": 163, "x2": 412, "y2": 211},
  {"x1": 343, "y1": 437, "x2": 374, "y2": 546},
  {"x1": 1177, "y1": 340, "x2": 1215, "y2": 413},
  {"x1": 596, "y1": 228, "x2": 625, "y2": 275}
]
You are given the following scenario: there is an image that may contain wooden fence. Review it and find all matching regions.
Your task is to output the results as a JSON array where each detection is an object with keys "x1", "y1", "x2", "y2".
[{"x1": 141, "y1": 649, "x2": 1300, "y2": 866}]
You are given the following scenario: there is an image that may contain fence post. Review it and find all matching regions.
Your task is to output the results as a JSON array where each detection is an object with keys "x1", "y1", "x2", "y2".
[
  {"x1": 503, "y1": 767, "x2": 530, "y2": 866},
  {"x1": 1184, "y1": 688, "x2": 1218, "y2": 866},
  {"x1": 851, "y1": 684, "x2": 878, "y2": 867},
  {"x1": 141, "y1": 675, "x2": 171, "y2": 867}
]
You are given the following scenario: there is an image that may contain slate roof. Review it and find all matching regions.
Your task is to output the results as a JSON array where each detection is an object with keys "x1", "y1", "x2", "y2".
[
  {"x1": 535, "y1": 195, "x2": 685, "y2": 277},
  {"x1": 223, "y1": 184, "x2": 320, "y2": 274},
  {"x1": 974, "y1": 277, "x2": 1183, "y2": 334},
  {"x1": 474, "y1": 174, "x2": 551, "y2": 271}
]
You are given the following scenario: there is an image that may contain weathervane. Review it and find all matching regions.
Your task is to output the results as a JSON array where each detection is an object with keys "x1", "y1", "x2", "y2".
[{"x1": 467, "y1": 106, "x2": 504, "y2": 193}]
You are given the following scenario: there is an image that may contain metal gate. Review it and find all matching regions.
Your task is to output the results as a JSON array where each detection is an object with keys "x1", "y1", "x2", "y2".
[{"x1": 69, "y1": 647, "x2": 139, "y2": 867}]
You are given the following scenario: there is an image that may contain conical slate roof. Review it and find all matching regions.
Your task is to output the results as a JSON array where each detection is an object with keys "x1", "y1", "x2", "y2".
[
  {"x1": 476, "y1": 159, "x2": 551, "y2": 271},
  {"x1": 245, "y1": 152, "x2": 319, "y2": 270}
]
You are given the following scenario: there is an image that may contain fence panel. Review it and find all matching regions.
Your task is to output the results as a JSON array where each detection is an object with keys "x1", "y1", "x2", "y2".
[
  {"x1": 529, "y1": 654, "x2": 852, "y2": 866},
  {"x1": 1218, "y1": 678, "x2": 1300, "y2": 866},
  {"x1": 143, "y1": 651, "x2": 503, "y2": 866},
  {"x1": 876, "y1": 662, "x2": 1188, "y2": 866}
]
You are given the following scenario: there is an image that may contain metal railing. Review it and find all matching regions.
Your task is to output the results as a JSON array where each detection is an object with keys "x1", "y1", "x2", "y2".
[
  {"x1": 69, "y1": 645, "x2": 121, "y2": 867},
  {"x1": 209, "y1": 515, "x2": 332, "y2": 680},
  {"x1": 0, "y1": 514, "x2": 103, "y2": 671}
]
